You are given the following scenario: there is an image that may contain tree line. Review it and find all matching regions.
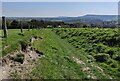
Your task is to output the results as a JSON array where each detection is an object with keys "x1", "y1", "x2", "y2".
[
  {"x1": 3, "y1": 18, "x2": 118, "y2": 30},
  {"x1": 1, "y1": 16, "x2": 118, "y2": 38},
  {"x1": 5, "y1": 19, "x2": 66, "y2": 29}
]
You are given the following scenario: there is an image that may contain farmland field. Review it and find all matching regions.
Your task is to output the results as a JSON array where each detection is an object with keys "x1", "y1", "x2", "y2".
[{"x1": 1, "y1": 28, "x2": 120, "y2": 79}]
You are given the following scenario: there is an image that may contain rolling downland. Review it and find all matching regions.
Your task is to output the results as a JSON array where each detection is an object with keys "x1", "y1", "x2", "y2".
[{"x1": 1, "y1": 28, "x2": 120, "y2": 80}]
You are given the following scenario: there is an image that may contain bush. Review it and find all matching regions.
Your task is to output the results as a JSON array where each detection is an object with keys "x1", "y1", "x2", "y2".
[
  {"x1": 115, "y1": 55, "x2": 120, "y2": 62},
  {"x1": 96, "y1": 45, "x2": 105, "y2": 53},
  {"x1": 118, "y1": 67, "x2": 120, "y2": 72},
  {"x1": 94, "y1": 53, "x2": 109, "y2": 62},
  {"x1": 106, "y1": 49, "x2": 114, "y2": 58},
  {"x1": 110, "y1": 63, "x2": 118, "y2": 68},
  {"x1": 106, "y1": 59, "x2": 113, "y2": 65}
]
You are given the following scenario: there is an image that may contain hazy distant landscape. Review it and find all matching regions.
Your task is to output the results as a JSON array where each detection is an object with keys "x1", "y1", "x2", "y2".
[{"x1": 5, "y1": 14, "x2": 118, "y2": 28}]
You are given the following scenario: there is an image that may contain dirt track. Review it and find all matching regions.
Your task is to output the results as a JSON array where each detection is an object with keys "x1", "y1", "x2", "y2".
[{"x1": 1, "y1": 37, "x2": 44, "y2": 79}]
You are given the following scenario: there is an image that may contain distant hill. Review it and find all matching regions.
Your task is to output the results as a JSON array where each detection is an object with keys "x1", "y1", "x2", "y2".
[
  {"x1": 81, "y1": 15, "x2": 117, "y2": 21},
  {"x1": 6, "y1": 14, "x2": 117, "y2": 23}
]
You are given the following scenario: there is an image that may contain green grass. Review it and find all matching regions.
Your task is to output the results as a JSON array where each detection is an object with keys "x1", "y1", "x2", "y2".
[
  {"x1": 1, "y1": 29, "x2": 41, "y2": 57},
  {"x1": 29, "y1": 29, "x2": 113, "y2": 79},
  {"x1": 53, "y1": 28, "x2": 120, "y2": 79},
  {"x1": 29, "y1": 29, "x2": 87, "y2": 79},
  {"x1": 1, "y1": 28, "x2": 120, "y2": 79}
]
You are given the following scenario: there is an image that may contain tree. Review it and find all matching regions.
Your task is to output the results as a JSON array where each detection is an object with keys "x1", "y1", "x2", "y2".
[
  {"x1": 28, "y1": 22, "x2": 30, "y2": 31},
  {"x1": 10, "y1": 20, "x2": 19, "y2": 29},
  {"x1": 30, "y1": 19, "x2": 38, "y2": 29},
  {"x1": 39, "y1": 20, "x2": 47, "y2": 28},
  {"x1": 83, "y1": 24, "x2": 87, "y2": 28}
]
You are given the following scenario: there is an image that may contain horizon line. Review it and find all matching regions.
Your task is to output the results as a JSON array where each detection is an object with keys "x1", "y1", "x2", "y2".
[{"x1": 3, "y1": 14, "x2": 118, "y2": 18}]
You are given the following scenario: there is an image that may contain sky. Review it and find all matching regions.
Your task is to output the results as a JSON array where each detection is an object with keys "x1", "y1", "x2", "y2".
[
  {"x1": 2, "y1": 2, "x2": 118, "y2": 17},
  {"x1": 1, "y1": 0, "x2": 120, "y2": 2}
]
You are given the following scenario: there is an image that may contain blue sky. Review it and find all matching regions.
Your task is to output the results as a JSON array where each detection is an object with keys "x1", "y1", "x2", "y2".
[
  {"x1": 2, "y1": 2, "x2": 118, "y2": 17},
  {"x1": 2, "y1": 0, "x2": 119, "y2": 2}
]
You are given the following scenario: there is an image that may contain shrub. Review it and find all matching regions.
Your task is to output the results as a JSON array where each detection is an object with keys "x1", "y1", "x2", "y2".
[
  {"x1": 61, "y1": 35, "x2": 69, "y2": 39},
  {"x1": 115, "y1": 55, "x2": 120, "y2": 62},
  {"x1": 106, "y1": 49, "x2": 114, "y2": 58},
  {"x1": 96, "y1": 45, "x2": 105, "y2": 53},
  {"x1": 118, "y1": 67, "x2": 120, "y2": 72},
  {"x1": 94, "y1": 53, "x2": 109, "y2": 62},
  {"x1": 106, "y1": 59, "x2": 113, "y2": 65},
  {"x1": 110, "y1": 63, "x2": 118, "y2": 68}
]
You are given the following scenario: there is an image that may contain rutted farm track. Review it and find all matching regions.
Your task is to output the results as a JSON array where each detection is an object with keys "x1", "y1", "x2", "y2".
[{"x1": 1, "y1": 36, "x2": 44, "y2": 79}]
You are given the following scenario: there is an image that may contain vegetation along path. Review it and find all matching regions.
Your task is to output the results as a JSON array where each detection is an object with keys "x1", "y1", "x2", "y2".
[
  {"x1": 29, "y1": 29, "x2": 112, "y2": 79},
  {"x1": 1, "y1": 29, "x2": 119, "y2": 79}
]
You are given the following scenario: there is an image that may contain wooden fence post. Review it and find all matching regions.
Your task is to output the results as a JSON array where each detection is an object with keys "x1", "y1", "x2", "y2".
[
  {"x1": 2, "y1": 16, "x2": 7, "y2": 38},
  {"x1": 20, "y1": 21, "x2": 23, "y2": 33}
]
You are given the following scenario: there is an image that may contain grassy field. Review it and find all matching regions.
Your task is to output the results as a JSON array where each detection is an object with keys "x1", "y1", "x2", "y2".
[
  {"x1": 1, "y1": 28, "x2": 120, "y2": 79},
  {"x1": 1, "y1": 29, "x2": 40, "y2": 57}
]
